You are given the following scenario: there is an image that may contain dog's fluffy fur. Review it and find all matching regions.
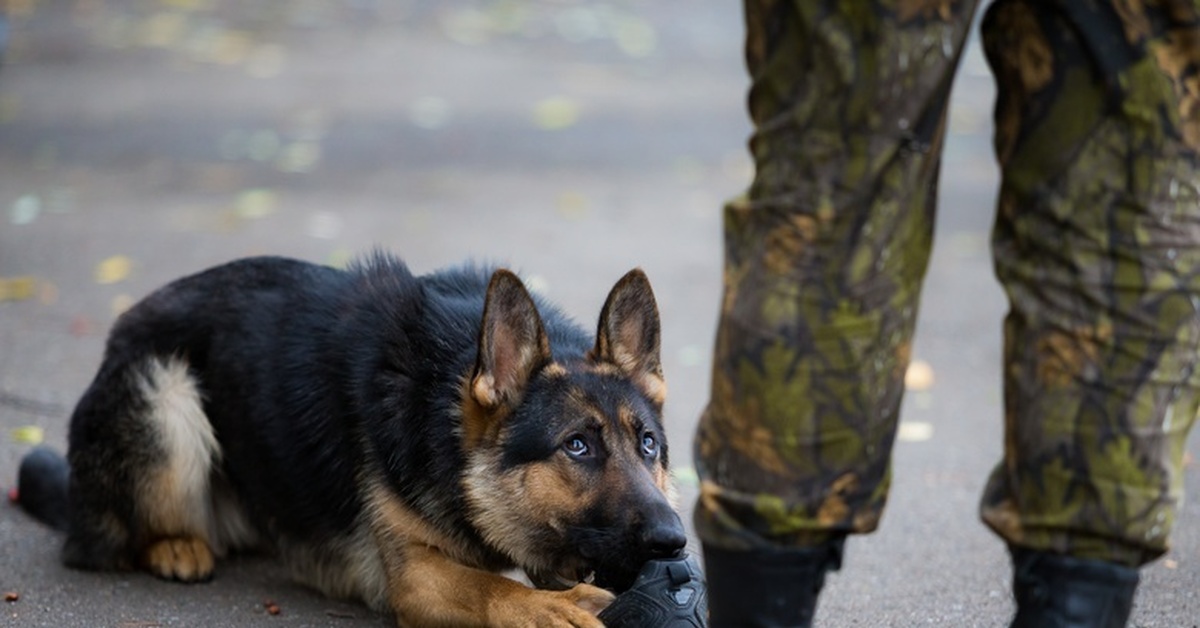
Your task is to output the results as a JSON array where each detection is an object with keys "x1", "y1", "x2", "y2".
[{"x1": 19, "y1": 254, "x2": 686, "y2": 627}]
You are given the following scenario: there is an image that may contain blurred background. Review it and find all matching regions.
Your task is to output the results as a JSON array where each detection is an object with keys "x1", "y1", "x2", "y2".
[{"x1": 0, "y1": 1, "x2": 1195, "y2": 626}]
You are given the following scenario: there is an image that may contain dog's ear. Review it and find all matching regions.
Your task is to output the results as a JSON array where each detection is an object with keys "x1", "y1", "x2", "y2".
[
  {"x1": 592, "y1": 268, "x2": 665, "y2": 405},
  {"x1": 469, "y1": 270, "x2": 551, "y2": 413}
]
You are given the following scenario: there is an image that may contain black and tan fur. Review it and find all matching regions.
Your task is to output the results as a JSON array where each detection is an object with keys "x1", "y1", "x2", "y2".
[{"x1": 18, "y1": 253, "x2": 686, "y2": 627}]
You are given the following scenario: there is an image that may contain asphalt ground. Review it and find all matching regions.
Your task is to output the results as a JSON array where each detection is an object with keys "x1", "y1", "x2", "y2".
[{"x1": 0, "y1": 1, "x2": 1197, "y2": 626}]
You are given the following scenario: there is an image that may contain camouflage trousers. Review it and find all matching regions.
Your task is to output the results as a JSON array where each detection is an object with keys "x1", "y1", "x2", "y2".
[{"x1": 694, "y1": 0, "x2": 1200, "y2": 568}]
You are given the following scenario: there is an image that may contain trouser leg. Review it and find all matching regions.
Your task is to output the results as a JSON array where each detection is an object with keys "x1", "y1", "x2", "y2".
[
  {"x1": 980, "y1": 0, "x2": 1200, "y2": 570},
  {"x1": 694, "y1": 0, "x2": 979, "y2": 556}
]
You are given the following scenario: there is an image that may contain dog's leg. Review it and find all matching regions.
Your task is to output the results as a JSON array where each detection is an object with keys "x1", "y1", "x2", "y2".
[
  {"x1": 386, "y1": 544, "x2": 613, "y2": 628},
  {"x1": 367, "y1": 484, "x2": 613, "y2": 627},
  {"x1": 133, "y1": 357, "x2": 221, "y2": 582},
  {"x1": 68, "y1": 357, "x2": 220, "y2": 582}
]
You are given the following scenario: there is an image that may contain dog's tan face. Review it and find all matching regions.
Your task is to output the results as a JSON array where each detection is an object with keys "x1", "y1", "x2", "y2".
[{"x1": 460, "y1": 269, "x2": 685, "y2": 592}]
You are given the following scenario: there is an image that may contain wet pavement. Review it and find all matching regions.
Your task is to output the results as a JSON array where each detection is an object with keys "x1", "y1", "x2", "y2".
[{"x1": 1, "y1": 1, "x2": 1197, "y2": 626}]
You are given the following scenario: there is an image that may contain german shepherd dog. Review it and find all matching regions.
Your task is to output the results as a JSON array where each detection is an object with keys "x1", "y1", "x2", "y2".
[{"x1": 17, "y1": 253, "x2": 687, "y2": 626}]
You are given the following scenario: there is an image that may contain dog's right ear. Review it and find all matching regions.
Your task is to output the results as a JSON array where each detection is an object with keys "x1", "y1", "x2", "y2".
[
  {"x1": 591, "y1": 268, "x2": 665, "y2": 406},
  {"x1": 468, "y1": 270, "x2": 551, "y2": 416}
]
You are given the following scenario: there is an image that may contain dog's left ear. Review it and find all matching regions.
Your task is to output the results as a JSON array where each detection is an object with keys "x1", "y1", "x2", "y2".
[
  {"x1": 592, "y1": 268, "x2": 665, "y2": 406},
  {"x1": 470, "y1": 270, "x2": 552, "y2": 413}
]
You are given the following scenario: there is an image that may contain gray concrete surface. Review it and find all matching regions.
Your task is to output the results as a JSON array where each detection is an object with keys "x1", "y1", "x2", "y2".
[{"x1": 1, "y1": 1, "x2": 1196, "y2": 626}]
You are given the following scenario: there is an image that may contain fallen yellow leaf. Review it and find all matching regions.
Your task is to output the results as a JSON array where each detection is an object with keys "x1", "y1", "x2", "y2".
[
  {"x1": 905, "y1": 359, "x2": 936, "y2": 391},
  {"x1": 897, "y1": 421, "x2": 934, "y2": 443},
  {"x1": 11, "y1": 426, "x2": 44, "y2": 445},
  {"x1": 0, "y1": 276, "x2": 37, "y2": 301},
  {"x1": 533, "y1": 97, "x2": 580, "y2": 131},
  {"x1": 95, "y1": 255, "x2": 133, "y2": 284},
  {"x1": 234, "y1": 188, "x2": 278, "y2": 219}
]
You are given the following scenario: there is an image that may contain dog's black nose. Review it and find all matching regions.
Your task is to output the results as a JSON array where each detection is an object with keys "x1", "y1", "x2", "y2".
[{"x1": 642, "y1": 518, "x2": 687, "y2": 559}]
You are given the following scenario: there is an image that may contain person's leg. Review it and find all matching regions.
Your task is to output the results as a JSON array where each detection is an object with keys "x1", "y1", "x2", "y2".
[
  {"x1": 980, "y1": 2, "x2": 1200, "y2": 625},
  {"x1": 693, "y1": 2, "x2": 979, "y2": 625}
]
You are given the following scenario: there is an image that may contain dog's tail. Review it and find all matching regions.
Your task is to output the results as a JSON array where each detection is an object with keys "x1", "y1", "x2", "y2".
[{"x1": 14, "y1": 445, "x2": 70, "y2": 531}]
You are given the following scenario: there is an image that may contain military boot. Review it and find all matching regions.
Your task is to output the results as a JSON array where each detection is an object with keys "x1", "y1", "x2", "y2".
[
  {"x1": 1010, "y1": 547, "x2": 1139, "y2": 628},
  {"x1": 703, "y1": 537, "x2": 844, "y2": 628}
]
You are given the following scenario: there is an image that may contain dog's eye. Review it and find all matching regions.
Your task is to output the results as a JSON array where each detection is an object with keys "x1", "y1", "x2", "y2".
[
  {"x1": 564, "y1": 435, "x2": 590, "y2": 458},
  {"x1": 641, "y1": 433, "x2": 658, "y2": 457}
]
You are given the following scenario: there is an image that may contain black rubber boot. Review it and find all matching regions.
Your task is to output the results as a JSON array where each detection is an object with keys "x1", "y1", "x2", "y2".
[
  {"x1": 703, "y1": 537, "x2": 845, "y2": 628},
  {"x1": 1010, "y1": 547, "x2": 1139, "y2": 628}
]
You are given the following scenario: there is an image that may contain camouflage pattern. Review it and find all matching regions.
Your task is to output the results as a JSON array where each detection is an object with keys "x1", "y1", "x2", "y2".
[
  {"x1": 695, "y1": 0, "x2": 1200, "y2": 568},
  {"x1": 979, "y1": 0, "x2": 1200, "y2": 567},
  {"x1": 693, "y1": 0, "x2": 981, "y2": 550}
]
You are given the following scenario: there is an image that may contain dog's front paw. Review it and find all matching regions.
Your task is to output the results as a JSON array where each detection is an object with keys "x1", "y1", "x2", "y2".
[
  {"x1": 142, "y1": 537, "x2": 215, "y2": 582},
  {"x1": 558, "y1": 583, "x2": 616, "y2": 616},
  {"x1": 491, "y1": 584, "x2": 615, "y2": 628}
]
